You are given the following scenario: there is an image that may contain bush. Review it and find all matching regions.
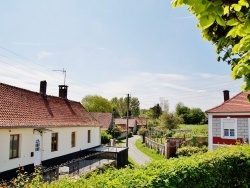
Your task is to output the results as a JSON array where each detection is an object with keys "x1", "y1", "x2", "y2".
[
  {"x1": 176, "y1": 146, "x2": 208, "y2": 157},
  {"x1": 101, "y1": 131, "x2": 112, "y2": 144},
  {"x1": 11, "y1": 145, "x2": 250, "y2": 187}
]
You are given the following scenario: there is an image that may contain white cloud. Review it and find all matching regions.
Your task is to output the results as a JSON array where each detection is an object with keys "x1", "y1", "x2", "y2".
[{"x1": 37, "y1": 51, "x2": 53, "y2": 60}]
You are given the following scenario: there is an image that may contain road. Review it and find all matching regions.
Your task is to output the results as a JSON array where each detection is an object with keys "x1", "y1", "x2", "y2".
[{"x1": 125, "y1": 135, "x2": 151, "y2": 165}]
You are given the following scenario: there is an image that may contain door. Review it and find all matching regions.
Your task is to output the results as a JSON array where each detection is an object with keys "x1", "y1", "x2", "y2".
[{"x1": 34, "y1": 134, "x2": 42, "y2": 166}]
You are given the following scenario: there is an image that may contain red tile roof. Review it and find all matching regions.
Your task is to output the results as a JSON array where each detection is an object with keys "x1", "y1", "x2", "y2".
[
  {"x1": 90, "y1": 112, "x2": 113, "y2": 130},
  {"x1": 0, "y1": 83, "x2": 100, "y2": 127},
  {"x1": 206, "y1": 91, "x2": 250, "y2": 113},
  {"x1": 115, "y1": 118, "x2": 136, "y2": 127},
  {"x1": 135, "y1": 117, "x2": 147, "y2": 125}
]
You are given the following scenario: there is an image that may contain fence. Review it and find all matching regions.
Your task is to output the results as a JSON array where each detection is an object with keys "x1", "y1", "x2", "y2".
[
  {"x1": 2, "y1": 146, "x2": 128, "y2": 186},
  {"x1": 144, "y1": 136, "x2": 185, "y2": 158}
]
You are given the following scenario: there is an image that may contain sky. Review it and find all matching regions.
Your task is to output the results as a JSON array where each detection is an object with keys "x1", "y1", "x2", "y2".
[{"x1": 0, "y1": 0, "x2": 243, "y2": 112}]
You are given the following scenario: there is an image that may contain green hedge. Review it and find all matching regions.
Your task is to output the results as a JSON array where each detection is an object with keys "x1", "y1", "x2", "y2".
[
  {"x1": 24, "y1": 145, "x2": 250, "y2": 187},
  {"x1": 176, "y1": 146, "x2": 208, "y2": 157}
]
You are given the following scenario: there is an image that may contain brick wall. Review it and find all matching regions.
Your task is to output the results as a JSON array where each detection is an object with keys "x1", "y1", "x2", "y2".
[
  {"x1": 237, "y1": 118, "x2": 248, "y2": 140},
  {"x1": 212, "y1": 118, "x2": 221, "y2": 137}
]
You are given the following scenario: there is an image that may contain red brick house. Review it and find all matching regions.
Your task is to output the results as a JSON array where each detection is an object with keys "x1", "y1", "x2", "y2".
[
  {"x1": 114, "y1": 117, "x2": 147, "y2": 134},
  {"x1": 0, "y1": 81, "x2": 101, "y2": 180},
  {"x1": 206, "y1": 90, "x2": 250, "y2": 150}
]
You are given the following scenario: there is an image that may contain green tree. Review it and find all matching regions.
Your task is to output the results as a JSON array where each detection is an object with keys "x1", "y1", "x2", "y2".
[
  {"x1": 81, "y1": 95, "x2": 112, "y2": 112},
  {"x1": 150, "y1": 104, "x2": 162, "y2": 119},
  {"x1": 110, "y1": 97, "x2": 121, "y2": 118},
  {"x1": 160, "y1": 112, "x2": 183, "y2": 130},
  {"x1": 175, "y1": 102, "x2": 190, "y2": 124},
  {"x1": 189, "y1": 108, "x2": 206, "y2": 125},
  {"x1": 108, "y1": 125, "x2": 122, "y2": 139},
  {"x1": 172, "y1": 0, "x2": 250, "y2": 92},
  {"x1": 130, "y1": 97, "x2": 140, "y2": 117}
]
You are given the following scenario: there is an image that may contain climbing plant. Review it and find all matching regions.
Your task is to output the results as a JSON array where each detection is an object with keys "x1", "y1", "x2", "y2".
[{"x1": 172, "y1": 0, "x2": 250, "y2": 91}]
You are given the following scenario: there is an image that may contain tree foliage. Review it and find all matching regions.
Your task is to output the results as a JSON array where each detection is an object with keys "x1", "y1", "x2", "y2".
[
  {"x1": 175, "y1": 102, "x2": 206, "y2": 124},
  {"x1": 160, "y1": 112, "x2": 183, "y2": 130},
  {"x1": 110, "y1": 97, "x2": 140, "y2": 118},
  {"x1": 81, "y1": 95, "x2": 112, "y2": 113},
  {"x1": 172, "y1": 0, "x2": 250, "y2": 91},
  {"x1": 149, "y1": 104, "x2": 162, "y2": 119}
]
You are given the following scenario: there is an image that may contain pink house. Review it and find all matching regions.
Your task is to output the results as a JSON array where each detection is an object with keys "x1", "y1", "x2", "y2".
[{"x1": 206, "y1": 90, "x2": 250, "y2": 150}]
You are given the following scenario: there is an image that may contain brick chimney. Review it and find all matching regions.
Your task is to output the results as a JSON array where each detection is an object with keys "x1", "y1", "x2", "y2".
[
  {"x1": 40, "y1": 80, "x2": 47, "y2": 96},
  {"x1": 223, "y1": 90, "x2": 230, "y2": 102},
  {"x1": 59, "y1": 85, "x2": 68, "y2": 99}
]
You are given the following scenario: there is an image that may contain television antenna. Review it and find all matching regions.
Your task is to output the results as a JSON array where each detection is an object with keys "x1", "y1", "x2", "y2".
[{"x1": 53, "y1": 68, "x2": 66, "y2": 85}]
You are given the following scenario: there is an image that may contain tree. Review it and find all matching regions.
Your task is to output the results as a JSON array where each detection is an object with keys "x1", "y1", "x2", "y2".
[
  {"x1": 130, "y1": 97, "x2": 140, "y2": 117},
  {"x1": 110, "y1": 96, "x2": 140, "y2": 117},
  {"x1": 189, "y1": 108, "x2": 206, "y2": 125},
  {"x1": 175, "y1": 102, "x2": 190, "y2": 124},
  {"x1": 150, "y1": 104, "x2": 162, "y2": 119},
  {"x1": 172, "y1": 0, "x2": 250, "y2": 92},
  {"x1": 81, "y1": 95, "x2": 112, "y2": 113},
  {"x1": 160, "y1": 112, "x2": 183, "y2": 130},
  {"x1": 108, "y1": 125, "x2": 122, "y2": 139},
  {"x1": 110, "y1": 97, "x2": 121, "y2": 118}
]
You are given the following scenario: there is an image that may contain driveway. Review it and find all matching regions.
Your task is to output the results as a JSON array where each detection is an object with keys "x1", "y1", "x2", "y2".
[{"x1": 125, "y1": 135, "x2": 151, "y2": 165}]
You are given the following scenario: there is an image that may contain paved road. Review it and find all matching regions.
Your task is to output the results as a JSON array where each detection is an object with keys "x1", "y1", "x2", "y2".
[{"x1": 125, "y1": 135, "x2": 151, "y2": 165}]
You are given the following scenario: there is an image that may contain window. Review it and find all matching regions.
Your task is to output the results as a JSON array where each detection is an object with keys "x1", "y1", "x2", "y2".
[
  {"x1": 35, "y1": 139, "x2": 40, "y2": 151},
  {"x1": 10, "y1": 134, "x2": 19, "y2": 159},
  {"x1": 71, "y1": 132, "x2": 76, "y2": 147},
  {"x1": 51, "y1": 133, "x2": 58, "y2": 152},
  {"x1": 87, "y1": 130, "x2": 91, "y2": 143},
  {"x1": 221, "y1": 118, "x2": 237, "y2": 138}
]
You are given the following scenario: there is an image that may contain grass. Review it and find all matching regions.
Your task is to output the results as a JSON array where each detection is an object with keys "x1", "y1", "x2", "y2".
[{"x1": 134, "y1": 139, "x2": 165, "y2": 160}]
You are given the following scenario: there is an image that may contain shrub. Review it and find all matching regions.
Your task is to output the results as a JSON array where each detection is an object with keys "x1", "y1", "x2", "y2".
[
  {"x1": 176, "y1": 145, "x2": 208, "y2": 157},
  {"x1": 101, "y1": 131, "x2": 112, "y2": 144}
]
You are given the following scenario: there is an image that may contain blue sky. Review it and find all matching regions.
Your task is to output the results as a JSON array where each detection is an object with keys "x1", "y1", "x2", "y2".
[{"x1": 0, "y1": 0, "x2": 243, "y2": 111}]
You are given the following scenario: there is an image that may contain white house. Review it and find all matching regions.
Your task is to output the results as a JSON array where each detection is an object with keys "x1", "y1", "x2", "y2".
[
  {"x1": 0, "y1": 81, "x2": 101, "y2": 180},
  {"x1": 206, "y1": 90, "x2": 250, "y2": 150}
]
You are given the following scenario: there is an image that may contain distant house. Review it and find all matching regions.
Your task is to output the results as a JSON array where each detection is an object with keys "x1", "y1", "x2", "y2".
[
  {"x1": 0, "y1": 81, "x2": 101, "y2": 180},
  {"x1": 114, "y1": 118, "x2": 137, "y2": 134},
  {"x1": 114, "y1": 117, "x2": 147, "y2": 134},
  {"x1": 206, "y1": 90, "x2": 250, "y2": 150},
  {"x1": 135, "y1": 117, "x2": 147, "y2": 130},
  {"x1": 90, "y1": 112, "x2": 114, "y2": 131}
]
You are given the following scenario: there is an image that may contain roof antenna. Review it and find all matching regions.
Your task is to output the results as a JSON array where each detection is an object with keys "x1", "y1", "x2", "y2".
[{"x1": 53, "y1": 68, "x2": 66, "y2": 85}]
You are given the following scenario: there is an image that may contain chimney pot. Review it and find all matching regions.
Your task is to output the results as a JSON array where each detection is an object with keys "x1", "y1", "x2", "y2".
[
  {"x1": 223, "y1": 90, "x2": 230, "y2": 102},
  {"x1": 40, "y1": 80, "x2": 47, "y2": 96},
  {"x1": 59, "y1": 85, "x2": 68, "y2": 99}
]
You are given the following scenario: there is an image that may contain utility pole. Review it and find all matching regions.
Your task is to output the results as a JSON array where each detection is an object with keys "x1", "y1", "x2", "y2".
[{"x1": 126, "y1": 94, "x2": 130, "y2": 147}]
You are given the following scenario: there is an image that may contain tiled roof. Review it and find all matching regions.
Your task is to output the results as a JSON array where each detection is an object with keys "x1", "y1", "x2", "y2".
[
  {"x1": 135, "y1": 117, "x2": 147, "y2": 125},
  {"x1": 206, "y1": 91, "x2": 250, "y2": 113},
  {"x1": 0, "y1": 83, "x2": 100, "y2": 127},
  {"x1": 115, "y1": 118, "x2": 136, "y2": 127},
  {"x1": 90, "y1": 112, "x2": 113, "y2": 130}
]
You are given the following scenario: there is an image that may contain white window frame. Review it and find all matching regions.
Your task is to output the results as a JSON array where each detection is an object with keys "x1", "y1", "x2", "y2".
[{"x1": 221, "y1": 118, "x2": 237, "y2": 139}]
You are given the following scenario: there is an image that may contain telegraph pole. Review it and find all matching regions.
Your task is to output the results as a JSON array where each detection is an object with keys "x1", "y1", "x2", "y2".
[{"x1": 126, "y1": 94, "x2": 130, "y2": 147}]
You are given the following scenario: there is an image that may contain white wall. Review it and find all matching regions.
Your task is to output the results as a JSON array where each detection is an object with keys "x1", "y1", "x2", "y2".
[
  {"x1": 0, "y1": 128, "x2": 35, "y2": 173},
  {"x1": 42, "y1": 126, "x2": 101, "y2": 161},
  {"x1": 0, "y1": 126, "x2": 101, "y2": 173}
]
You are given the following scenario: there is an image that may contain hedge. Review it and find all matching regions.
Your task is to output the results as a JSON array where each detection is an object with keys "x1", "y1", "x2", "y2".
[{"x1": 10, "y1": 145, "x2": 250, "y2": 187}]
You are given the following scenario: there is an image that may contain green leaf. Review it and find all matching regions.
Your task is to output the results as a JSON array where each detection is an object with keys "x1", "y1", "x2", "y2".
[
  {"x1": 199, "y1": 15, "x2": 215, "y2": 29},
  {"x1": 233, "y1": 4, "x2": 242, "y2": 11},
  {"x1": 224, "y1": 6, "x2": 229, "y2": 15},
  {"x1": 239, "y1": 0, "x2": 249, "y2": 7},
  {"x1": 232, "y1": 43, "x2": 240, "y2": 53},
  {"x1": 215, "y1": 16, "x2": 225, "y2": 26},
  {"x1": 226, "y1": 19, "x2": 239, "y2": 26},
  {"x1": 226, "y1": 27, "x2": 237, "y2": 38}
]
